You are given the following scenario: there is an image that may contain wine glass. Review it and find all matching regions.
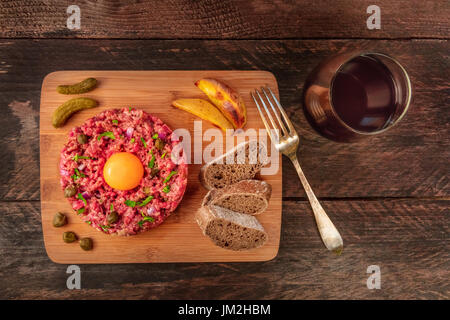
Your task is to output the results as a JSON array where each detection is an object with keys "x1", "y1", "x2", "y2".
[{"x1": 303, "y1": 52, "x2": 412, "y2": 142}]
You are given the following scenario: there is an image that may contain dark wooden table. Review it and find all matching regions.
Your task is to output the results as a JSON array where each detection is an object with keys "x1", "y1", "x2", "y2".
[{"x1": 0, "y1": 1, "x2": 448, "y2": 300}]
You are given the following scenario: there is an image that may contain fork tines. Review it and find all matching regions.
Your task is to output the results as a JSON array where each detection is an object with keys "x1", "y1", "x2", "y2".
[{"x1": 251, "y1": 87, "x2": 295, "y2": 141}]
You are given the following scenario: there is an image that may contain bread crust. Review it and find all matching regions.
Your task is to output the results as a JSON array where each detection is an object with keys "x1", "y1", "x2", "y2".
[
  {"x1": 202, "y1": 180, "x2": 272, "y2": 215},
  {"x1": 199, "y1": 140, "x2": 269, "y2": 190},
  {"x1": 195, "y1": 205, "x2": 268, "y2": 251}
]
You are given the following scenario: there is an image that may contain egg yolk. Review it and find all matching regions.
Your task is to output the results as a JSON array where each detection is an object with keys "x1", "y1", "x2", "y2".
[{"x1": 103, "y1": 152, "x2": 144, "y2": 190}]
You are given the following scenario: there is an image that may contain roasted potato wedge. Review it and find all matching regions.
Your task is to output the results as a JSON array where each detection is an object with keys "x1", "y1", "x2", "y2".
[
  {"x1": 195, "y1": 78, "x2": 247, "y2": 129},
  {"x1": 172, "y1": 98, "x2": 234, "y2": 131}
]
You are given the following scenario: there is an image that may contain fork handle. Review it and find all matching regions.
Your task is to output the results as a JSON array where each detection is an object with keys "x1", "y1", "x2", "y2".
[{"x1": 290, "y1": 155, "x2": 343, "y2": 254}]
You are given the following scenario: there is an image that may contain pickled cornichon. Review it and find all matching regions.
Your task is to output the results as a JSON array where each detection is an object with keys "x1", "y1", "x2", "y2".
[
  {"x1": 56, "y1": 78, "x2": 98, "y2": 95},
  {"x1": 52, "y1": 97, "x2": 98, "y2": 128}
]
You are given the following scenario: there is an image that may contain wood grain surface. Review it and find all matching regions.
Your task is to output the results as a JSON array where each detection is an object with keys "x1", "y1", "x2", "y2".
[
  {"x1": 0, "y1": 0, "x2": 448, "y2": 39},
  {"x1": 40, "y1": 70, "x2": 282, "y2": 263},
  {"x1": 0, "y1": 0, "x2": 448, "y2": 300},
  {"x1": 0, "y1": 199, "x2": 448, "y2": 299}
]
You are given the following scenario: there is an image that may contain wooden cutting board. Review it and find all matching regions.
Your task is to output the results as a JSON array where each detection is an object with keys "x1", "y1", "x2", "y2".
[{"x1": 40, "y1": 70, "x2": 282, "y2": 263}]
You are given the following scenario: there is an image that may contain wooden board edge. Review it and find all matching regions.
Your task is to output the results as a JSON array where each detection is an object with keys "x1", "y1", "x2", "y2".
[{"x1": 39, "y1": 70, "x2": 282, "y2": 264}]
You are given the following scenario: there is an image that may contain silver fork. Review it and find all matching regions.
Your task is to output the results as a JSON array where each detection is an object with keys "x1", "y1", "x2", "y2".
[{"x1": 252, "y1": 87, "x2": 343, "y2": 254}]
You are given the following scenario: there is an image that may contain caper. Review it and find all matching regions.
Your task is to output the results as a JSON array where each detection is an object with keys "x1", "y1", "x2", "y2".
[
  {"x1": 77, "y1": 133, "x2": 88, "y2": 144},
  {"x1": 143, "y1": 186, "x2": 152, "y2": 194},
  {"x1": 64, "y1": 185, "x2": 77, "y2": 198},
  {"x1": 155, "y1": 138, "x2": 165, "y2": 151},
  {"x1": 107, "y1": 211, "x2": 119, "y2": 224},
  {"x1": 53, "y1": 212, "x2": 67, "y2": 227},
  {"x1": 63, "y1": 231, "x2": 77, "y2": 243},
  {"x1": 150, "y1": 168, "x2": 160, "y2": 178},
  {"x1": 79, "y1": 238, "x2": 93, "y2": 251}
]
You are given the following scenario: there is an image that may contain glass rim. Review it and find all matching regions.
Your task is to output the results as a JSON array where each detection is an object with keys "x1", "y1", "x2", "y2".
[{"x1": 328, "y1": 51, "x2": 412, "y2": 136}]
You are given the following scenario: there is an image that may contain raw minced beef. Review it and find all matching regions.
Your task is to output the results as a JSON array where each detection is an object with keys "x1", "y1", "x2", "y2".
[{"x1": 59, "y1": 107, "x2": 188, "y2": 236}]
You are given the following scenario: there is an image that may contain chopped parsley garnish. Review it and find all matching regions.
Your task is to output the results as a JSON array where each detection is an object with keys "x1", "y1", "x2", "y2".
[
  {"x1": 71, "y1": 168, "x2": 85, "y2": 180},
  {"x1": 151, "y1": 133, "x2": 159, "y2": 139},
  {"x1": 162, "y1": 185, "x2": 170, "y2": 193},
  {"x1": 77, "y1": 193, "x2": 87, "y2": 205},
  {"x1": 74, "y1": 168, "x2": 85, "y2": 178},
  {"x1": 163, "y1": 171, "x2": 177, "y2": 184},
  {"x1": 148, "y1": 154, "x2": 155, "y2": 168},
  {"x1": 97, "y1": 131, "x2": 116, "y2": 141},
  {"x1": 110, "y1": 204, "x2": 114, "y2": 212},
  {"x1": 73, "y1": 154, "x2": 92, "y2": 162},
  {"x1": 112, "y1": 119, "x2": 118, "y2": 125},
  {"x1": 77, "y1": 208, "x2": 85, "y2": 214},
  {"x1": 124, "y1": 200, "x2": 137, "y2": 207},
  {"x1": 138, "y1": 216, "x2": 155, "y2": 227},
  {"x1": 100, "y1": 225, "x2": 110, "y2": 232},
  {"x1": 161, "y1": 152, "x2": 167, "y2": 159},
  {"x1": 86, "y1": 221, "x2": 91, "y2": 225},
  {"x1": 129, "y1": 107, "x2": 132, "y2": 112},
  {"x1": 138, "y1": 195, "x2": 154, "y2": 207},
  {"x1": 125, "y1": 195, "x2": 155, "y2": 208},
  {"x1": 130, "y1": 138, "x2": 135, "y2": 143},
  {"x1": 143, "y1": 216, "x2": 155, "y2": 222},
  {"x1": 140, "y1": 137, "x2": 147, "y2": 148}
]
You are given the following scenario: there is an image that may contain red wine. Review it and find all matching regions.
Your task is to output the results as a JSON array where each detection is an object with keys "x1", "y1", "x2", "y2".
[{"x1": 331, "y1": 55, "x2": 397, "y2": 132}]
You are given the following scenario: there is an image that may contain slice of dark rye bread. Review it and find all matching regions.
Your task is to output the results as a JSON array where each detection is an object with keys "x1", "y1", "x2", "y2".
[
  {"x1": 202, "y1": 180, "x2": 272, "y2": 215},
  {"x1": 199, "y1": 140, "x2": 269, "y2": 190},
  {"x1": 196, "y1": 205, "x2": 268, "y2": 251}
]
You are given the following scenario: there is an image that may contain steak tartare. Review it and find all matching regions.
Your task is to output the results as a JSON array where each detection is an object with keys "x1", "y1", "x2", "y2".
[{"x1": 59, "y1": 107, "x2": 188, "y2": 236}]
